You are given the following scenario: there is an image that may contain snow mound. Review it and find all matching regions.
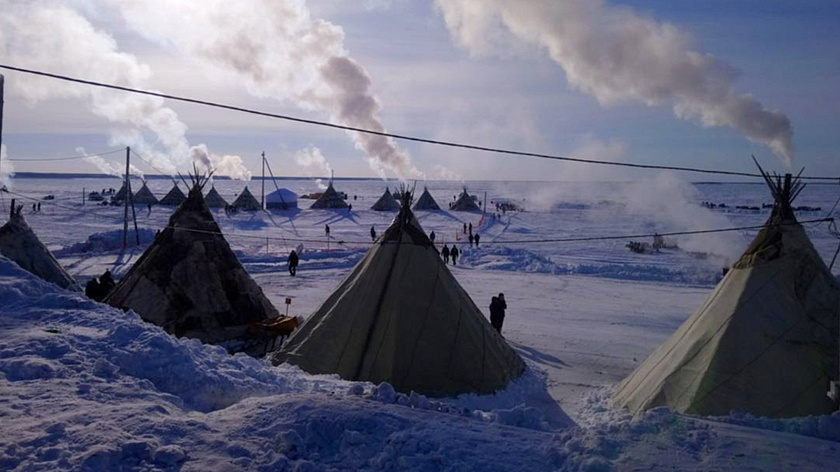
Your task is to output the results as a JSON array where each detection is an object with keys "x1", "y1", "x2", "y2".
[{"x1": 56, "y1": 229, "x2": 156, "y2": 255}]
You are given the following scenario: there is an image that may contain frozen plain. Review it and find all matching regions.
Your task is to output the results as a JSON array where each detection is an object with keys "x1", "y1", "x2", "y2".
[{"x1": 1, "y1": 174, "x2": 839, "y2": 471}]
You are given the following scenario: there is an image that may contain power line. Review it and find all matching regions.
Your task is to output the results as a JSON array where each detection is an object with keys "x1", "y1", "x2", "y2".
[
  {"x1": 1, "y1": 64, "x2": 836, "y2": 181},
  {"x1": 130, "y1": 149, "x2": 173, "y2": 178},
  {"x1": 7, "y1": 148, "x2": 124, "y2": 162}
]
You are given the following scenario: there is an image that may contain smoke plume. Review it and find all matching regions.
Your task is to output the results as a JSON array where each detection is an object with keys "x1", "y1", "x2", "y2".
[
  {"x1": 77, "y1": 147, "x2": 144, "y2": 179},
  {"x1": 295, "y1": 145, "x2": 333, "y2": 180},
  {"x1": 191, "y1": 145, "x2": 252, "y2": 181},
  {"x1": 0, "y1": 145, "x2": 13, "y2": 188},
  {"x1": 0, "y1": 1, "x2": 250, "y2": 179},
  {"x1": 435, "y1": 0, "x2": 794, "y2": 165},
  {"x1": 112, "y1": 0, "x2": 423, "y2": 179}
]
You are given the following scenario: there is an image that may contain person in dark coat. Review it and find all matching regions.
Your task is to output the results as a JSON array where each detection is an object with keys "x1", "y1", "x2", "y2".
[
  {"x1": 288, "y1": 250, "x2": 299, "y2": 276},
  {"x1": 99, "y1": 269, "x2": 115, "y2": 292},
  {"x1": 450, "y1": 245, "x2": 459, "y2": 266},
  {"x1": 429, "y1": 231, "x2": 436, "y2": 245},
  {"x1": 468, "y1": 222, "x2": 472, "y2": 234},
  {"x1": 474, "y1": 233, "x2": 481, "y2": 247},
  {"x1": 489, "y1": 293, "x2": 507, "y2": 333},
  {"x1": 370, "y1": 226, "x2": 377, "y2": 242},
  {"x1": 442, "y1": 244, "x2": 450, "y2": 264},
  {"x1": 468, "y1": 233, "x2": 474, "y2": 247},
  {"x1": 325, "y1": 224, "x2": 330, "y2": 237},
  {"x1": 463, "y1": 223, "x2": 467, "y2": 234}
]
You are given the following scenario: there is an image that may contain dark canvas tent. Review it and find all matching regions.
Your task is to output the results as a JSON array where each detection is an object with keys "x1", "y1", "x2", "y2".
[
  {"x1": 204, "y1": 186, "x2": 228, "y2": 208},
  {"x1": 451, "y1": 188, "x2": 480, "y2": 212},
  {"x1": 232, "y1": 186, "x2": 261, "y2": 211},
  {"x1": 412, "y1": 187, "x2": 441, "y2": 211},
  {"x1": 0, "y1": 207, "x2": 80, "y2": 291},
  {"x1": 614, "y1": 170, "x2": 840, "y2": 418},
  {"x1": 112, "y1": 183, "x2": 128, "y2": 202},
  {"x1": 133, "y1": 182, "x2": 158, "y2": 205},
  {"x1": 273, "y1": 191, "x2": 525, "y2": 397},
  {"x1": 310, "y1": 181, "x2": 348, "y2": 209},
  {"x1": 159, "y1": 184, "x2": 186, "y2": 206},
  {"x1": 370, "y1": 187, "x2": 400, "y2": 211},
  {"x1": 104, "y1": 176, "x2": 280, "y2": 348}
]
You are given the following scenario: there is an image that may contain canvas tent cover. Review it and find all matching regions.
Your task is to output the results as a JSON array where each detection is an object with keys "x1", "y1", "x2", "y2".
[
  {"x1": 104, "y1": 183, "x2": 279, "y2": 344},
  {"x1": 371, "y1": 187, "x2": 400, "y2": 211},
  {"x1": 133, "y1": 183, "x2": 158, "y2": 205},
  {"x1": 613, "y1": 174, "x2": 840, "y2": 418},
  {"x1": 159, "y1": 184, "x2": 186, "y2": 206},
  {"x1": 0, "y1": 210, "x2": 80, "y2": 291},
  {"x1": 204, "y1": 186, "x2": 228, "y2": 208},
  {"x1": 274, "y1": 192, "x2": 524, "y2": 397},
  {"x1": 310, "y1": 182, "x2": 348, "y2": 209},
  {"x1": 412, "y1": 187, "x2": 441, "y2": 211},
  {"x1": 232, "y1": 186, "x2": 262, "y2": 211},
  {"x1": 266, "y1": 188, "x2": 298, "y2": 210},
  {"x1": 451, "y1": 189, "x2": 481, "y2": 211}
]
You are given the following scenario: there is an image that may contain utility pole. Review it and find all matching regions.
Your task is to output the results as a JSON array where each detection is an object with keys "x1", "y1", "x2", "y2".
[
  {"x1": 83, "y1": 187, "x2": 85, "y2": 206},
  {"x1": 0, "y1": 74, "x2": 5, "y2": 180},
  {"x1": 261, "y1": 151, "x2": 265, "y2": 209},
  {"x1": 129, "y1": 179, "x2": 140, "y2": 246},
  {"x1": 122, "y1": 146, "x2": 130, "y2": 249}
]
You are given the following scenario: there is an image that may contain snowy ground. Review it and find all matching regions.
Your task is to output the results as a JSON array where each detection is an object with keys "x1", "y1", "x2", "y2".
[{"x1": 2, "y1": 175, "x2": 840, "y2": 470}]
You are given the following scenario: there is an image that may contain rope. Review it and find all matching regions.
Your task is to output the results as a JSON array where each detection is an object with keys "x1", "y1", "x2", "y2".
[
  {"x1": 7, "y1": 148, "x2": 124, "y2": 162},
  {"x1": 2, "y1": 63, "x2": 836, "y2": 181},
  {"x1": 130, "y1": 149, "x2": 173, "y2": 178}
]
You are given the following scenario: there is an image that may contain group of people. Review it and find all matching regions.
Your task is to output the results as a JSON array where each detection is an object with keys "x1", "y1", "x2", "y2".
[
  {"x1": 85, "y1": 269, "x2": 116, "y2": 302},
  {"x1": 440, "y1": 244, "x2": 459, "y2": 265},
  {"x1": 31, "y1": 202, "x2": 42, "y2": 213}
]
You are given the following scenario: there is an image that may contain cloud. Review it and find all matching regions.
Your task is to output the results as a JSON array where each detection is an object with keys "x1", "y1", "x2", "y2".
[{"x1": 435, "y1": 0, "x2": 794, "y2": 166}]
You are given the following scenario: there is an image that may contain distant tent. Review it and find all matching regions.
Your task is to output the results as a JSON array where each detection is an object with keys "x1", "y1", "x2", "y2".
[
  {"x1": 0, "y1": 207, "x2": 80, "y2": 291},
  {"x1": 412, "y1": 187, "x2": 441, "y2": 211},
  {"x1": 232, "y1": 186, "x2": 262, "y2": 211},
  {"x1": 273, "y1": 190, "x2": 525, "y2": 397},
  {"x1": 104, "y1": 175, "x2": 280, "y2": 350},
  {"x1": 204, "y1": 186, "x2": 228, "y2": 208},
  {"x1": 614, "y1": 170, "x2": 840, "y2": 418},
  {"x1": 132, "y1": 182, "x2": 158, "y2": 205},
  {"x1": 451, "y1": 188, "x2": 481, "y2": 211},
  {"x1": 370, "y1": 187, "x2": 400, "y2": 211},
  {"x1": 310, "y1": 181, "x2": 348, "y2": 209},
  {"x1": 113, "y1": 183, "x2": 128, "y2": 202},
  {"x1": 159, "y1": 184, "x2": 186, "y2": 206},
  {"x1": 266, "y1": 188, "x2": 298, "y2": 210}
]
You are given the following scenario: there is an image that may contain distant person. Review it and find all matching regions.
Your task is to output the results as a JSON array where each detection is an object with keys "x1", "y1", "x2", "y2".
[
  {"x1": 37, "y1": 202, "x2": 41, "y2": 212},
  {"x1": 489, "y1": 293, "x2": 507, "y2": 334},
  {"x1": 348, "y1": 204, "x2": 352, "y2": 212},
  {"x1": 450, "y1": 245, "x2": 459, "y2": 266},
  {"x1": 468, "y1": 233, "x2": 474, "y2": 247},
  {"x1": 474, "y1": 233, "x2": 480, "y2": 247},
  {"x1": 442, "y1": 244, "x2": 450, "y2": 264},
  {"x1": 429, "y1": 231, "x2": 436, "y2": 245},
  {"x1": 32, "y1": 203, "x2": 37, "y2": 213},
  {"x1": 325, "y1": 224, "x2": 330, "y2": 237},
  {"x1": 288, "y1": 250, "x2": 299, "y2": 276},
  {"x1": 147, "y1": 203, "x2": 152, "y2": 215},
  {"x1": 354, "y1": 195, "x2": 357, "y2": 201},
  {"x1": 370, "y1": 226, "x2": 377, "y2": 242},
  {"x1": 468, "y1": 222, "x2": 472, "y2": 234},
  {"x1": 463, "y1": 223, "x2": 467, "y2": 234}
]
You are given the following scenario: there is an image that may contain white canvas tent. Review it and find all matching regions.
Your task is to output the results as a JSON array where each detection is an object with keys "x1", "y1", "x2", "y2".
[
  {"x1": 0, "y1": 206, "x2": 80, "y2": 291},
  {"x1": 412, "y1": 187, "x2": 441, "y2": 211},
  {"x1": 104, "y1": 175, "x2": 280, "y2": 350},
  {"x1": 266, "y1": 188, "x2": 298, "y2": 210},
  {"x1": 232, "y1": 186, "x2": 262, "y2": 211},
  {"x1": 273, "y1": 190, "x2": 525, "y2": 396},
  {"x1": 614, "y1": 171, "x2": 840, "y2": 418},
  {"x1": 371, "y1": 187, "x2": 400, "y2": 211}
]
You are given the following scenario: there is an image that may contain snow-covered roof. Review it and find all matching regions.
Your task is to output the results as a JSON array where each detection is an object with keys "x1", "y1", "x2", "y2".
[{"x1": 266, "y1": 188, "x2": 298, "y2": 203}]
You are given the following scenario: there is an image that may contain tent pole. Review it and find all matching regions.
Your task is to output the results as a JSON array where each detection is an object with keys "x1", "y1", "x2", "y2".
[
  {"x1": 122, "y1": 147, "x2": 130, "y2": 249},
  {"x1": 261, "y1": 151, "x2": 265, "y2": 209},
  {"x1": 129, "y1": 179, "x2": 140, "y2": 246},
  {"x1": 0, "y1": 74, "x2": 4, "y2": 180}
]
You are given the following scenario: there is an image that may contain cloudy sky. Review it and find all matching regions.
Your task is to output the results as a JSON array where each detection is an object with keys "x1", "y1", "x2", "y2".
[{"x1": 1, "y1": 0, "x2": 838, "y2": 181}]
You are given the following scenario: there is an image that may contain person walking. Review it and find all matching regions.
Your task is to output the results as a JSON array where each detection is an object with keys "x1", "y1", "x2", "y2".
[
  {"x1": 468, "y1": 233, "x2": 474, "y2": 247},
  {"x1": 450, "y1": 245, "x2": 459, "y2": 266},
  {"x1": 288, "y1": 250, "x2": 299, "y2": 277},
  {"x1": 489, "y1": 293, "x2": 507, "y2": 334},
  {"x1": 429, "y1": 231, "x2": 436, "y2": 245},
  {"x1": 463, "y1": 223, "x2": 467, "y2": 234},
  {"x1": 370, "y1": 226, "x2": 377, "y2": 242},
  {"x1": 442, "y1": 244, "x2": 450, "y2": 264},
  {"x1": 474, "y1": 233, "x2": 481, "y2": 247},
  {"x1": 468, "y1": 222, "x2": 472, "y2": 234},
  {"x1": 325, "y1": 224, "x2": 330, "y2": 237}
]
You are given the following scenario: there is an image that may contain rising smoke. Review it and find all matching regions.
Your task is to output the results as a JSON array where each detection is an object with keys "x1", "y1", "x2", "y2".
[
  {"x1": 435, "y1": 0, "x2": 795, "y2": 166},
  {"x1": 295, "y1": 146, "x2": 332, "y2": 189},
  {"x1": 0, "y1": 0, "x2": 251, "y2": 179},
  {"x1": 0, "y1": 145, "x2": 12, "y2": 187},
  {"x1": 112, "y1": 0, "x2": 423, "y2": 180}
]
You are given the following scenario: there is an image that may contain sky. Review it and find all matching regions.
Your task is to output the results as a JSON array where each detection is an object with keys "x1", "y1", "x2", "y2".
[{"x1": 1, "y1": 0, "x2": 839, "y2": 182}]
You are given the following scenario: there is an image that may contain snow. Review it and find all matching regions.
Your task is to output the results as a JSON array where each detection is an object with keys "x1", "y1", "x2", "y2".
[{"x1": 1, "y1": 176, "x2": 840, "y2": 470}]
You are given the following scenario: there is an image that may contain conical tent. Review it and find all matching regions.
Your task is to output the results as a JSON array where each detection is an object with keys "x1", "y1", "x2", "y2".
[
  {"x1": 451, "y1": 188, "x2": 480, "y2": 211},
  {"x1": 412, "y1": 187, "x2": 441, "y2": 211},
  {"x1": 273, "y1": 191, "x2": 525, "y2": 397},
  {"x1": 159, "y1": 184, "x2": 186, "y2": 206},
  {"x1": 104, "y1": 177, "x2": 280, "y2": 346},
  {"x1": 614, "y1": 171, "x2": 840, "y2": 418},
  {"x1": 204, "y1": 186, "x2": 228, "y2": 208},
  {"x1": 0, "y1": 208, "x2": 80, "y2": 291},
  {"x1": 133, "y1": 182, "x2": 158, "y2": 205},
  {"x1": 370, "y1": 187, "x2": 400, "y2": 211},
  {"x1": 310, "y1": 182, "x2": 348, "y2": 209},
  {"x1": 113, "y1": 183, "x2": 128, "y2": 202},
  {"x1": 232, "y1": 186, "x2": 261, "y2": 211}
]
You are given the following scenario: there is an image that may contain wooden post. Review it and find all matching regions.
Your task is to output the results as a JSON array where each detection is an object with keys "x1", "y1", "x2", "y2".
[
  {"x1": 82, "y1": 187, "x2": 85, "y2": 206},
  {"x1": 261, "y1": 151, "x2": 265, "y2": 209},
  {"x1": 10, "y1": 198, "x2": 15, "y2": 218},
  {"x1": 129, "y1": 179, "x2": 140, "y2": 245},
  {"x1": 122, "y1": 147, "x2": 130, "y2": 249},
  {"x1": 0, "y1": 74, "x2": 4, "y2": 179}
]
